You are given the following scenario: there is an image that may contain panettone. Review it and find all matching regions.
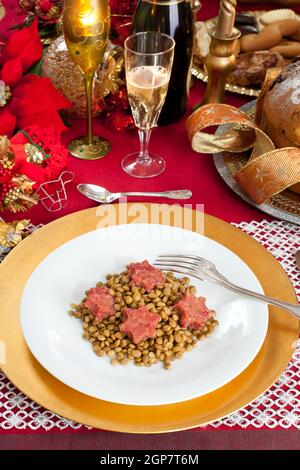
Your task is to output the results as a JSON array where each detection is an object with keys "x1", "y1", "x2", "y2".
[
  {"x1": 259, "y1": 60, "x2": 300, "y2": 147},
  {"x1": 258, "y1": 60, "x2": 300, "y2": 194}
]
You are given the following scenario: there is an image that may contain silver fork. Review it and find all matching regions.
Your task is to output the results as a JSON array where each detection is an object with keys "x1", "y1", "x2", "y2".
[{"x1": 154, "y1": 254, "x2": 300, "y2": 320}]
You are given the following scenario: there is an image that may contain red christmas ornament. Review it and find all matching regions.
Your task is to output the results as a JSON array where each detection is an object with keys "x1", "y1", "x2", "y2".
[
  {"x1": 19, "y1": 0, "x2": 36, "y2": 12},
  {"x1": 34, "y1": 0, "x2": 63, "y2": 21},
  {"x1": 19, "y1": 0, "x2": 62, "y2": 21},
  {"x1": 105, "y1": 109, "x2": 135, "y2": 133},
  {"x1": 0, "y1": 166, "x2": 12, "y2": 178},
  {"x1": 110, "y1": 0, "x2": 137, "y2": 15},
  {"x1": 0, "y1": 181, "x2": 14, "y2": 204},
  {"x1": 106, "y1": 87, "x2": 130, "y2": 111}
]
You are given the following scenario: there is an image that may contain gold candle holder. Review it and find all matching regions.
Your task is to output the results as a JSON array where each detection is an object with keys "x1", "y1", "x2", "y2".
[
  {"x1": 194, "y1": 27, "x2": 241, "y2": 109},
  {"x1": 191, "y1": 0, "x2": 202, "y2": 16}
]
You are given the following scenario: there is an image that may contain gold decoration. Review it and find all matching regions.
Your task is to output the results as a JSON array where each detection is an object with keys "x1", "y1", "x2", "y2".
[
  {"x1": 62, "y1": 0, "x2": 112, "y2": 160},
  {"x1": 0, "y1": 1, "x2": 5, "y2": 21},
  {"x1": 102, "y1": 46, "x2": 124, "y2": 96},
  {"x1": 62, "y1": 0, "x2": 111, "y2": 159},
  {"x1": 0, "y1": 81, "x2": 11, "y2": 107},
  {"x1": 193, "y1": 0, "x2": 239, "y2": 108},
  {"x1": 186, "y1": 103, "x2": 300, "y2": 204},
  {"x1": 41, "y1": 36, "x2": 124, "y2": 117},
  {"x1": 0, "y1": 219, "x2": 30, "y2": 252},
  {"x1": 0, "y1": 136, "x2": 38, "y2": 213},
  {"x1": 191, "y1": 0, "x2": 202, "y2": 15},
  {"x1": 68, "y1": 136, "x2": 111, "y2": 160},
  {"x1": 4, "y1": 173, "x2": 38, "y2": 213},
  {"x1": 195, "y1": 28, "x2": 241, "y2": 108},
  {"x1": 0, "y1": 136, "x2": 14, "y2": 169},
  {"x1": 12, "y1": 174, "x2": 36, "y2": 193},
  {"x1": 192, "y1": 11, "x2": 267, "y2": 98},
  {"x1": 24, "y1": 143, "x2": 46, "y2": 165}
]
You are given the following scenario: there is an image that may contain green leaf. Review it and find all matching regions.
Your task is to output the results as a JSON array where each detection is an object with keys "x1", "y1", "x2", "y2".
[
  {"x1": 28, "y1": 57, "x2": 43, "y2": 76},
  {"x1": 59, "y1": 112, "x2": 73, "y2": 128}
]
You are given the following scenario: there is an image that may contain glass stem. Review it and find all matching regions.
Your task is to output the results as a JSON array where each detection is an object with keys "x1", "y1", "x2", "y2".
[
  {"x1": 137, "y1": 129, "x2": 152, "y2": 164},
  {"x1": 84, "y1": 73, "x2": 94, "y2": 145}
]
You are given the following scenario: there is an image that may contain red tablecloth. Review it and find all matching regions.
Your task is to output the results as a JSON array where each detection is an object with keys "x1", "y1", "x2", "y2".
[
  {"x1": 1, "y1": 0, "x2": 300, "y2": 451},
  {"x1": 3, "y1": 0, "x2": 290, "y2": 226}
]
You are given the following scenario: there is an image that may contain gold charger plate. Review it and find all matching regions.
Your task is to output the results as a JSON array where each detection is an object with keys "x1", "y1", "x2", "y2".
[
  {"x1": 0, "y1": 204, "x2": 299, "y2": 433},
  {"x1": 214, "y1": 101, "x2": 300, "y2": 225}
]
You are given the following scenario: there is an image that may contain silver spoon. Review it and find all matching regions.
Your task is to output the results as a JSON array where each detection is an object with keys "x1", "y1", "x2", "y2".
[{"x1": 77, "y1": 184, "x2": 192, "y2": 204}]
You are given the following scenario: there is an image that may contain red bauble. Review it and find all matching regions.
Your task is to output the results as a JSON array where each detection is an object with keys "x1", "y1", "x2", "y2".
[
  {"x1": 35, "y1": 0, "x2": 62, "y2": 21},
  {"x1": 19, "y1": 0, "x2": 36, "y2": 12},
  {"x1": 110, "y1": 0, "x2": 137, "y2": 15},
  {"x1": 0, "y1": 167, "x2": 12, "y2": 178},
  {"x1": 0, "y1": 181, "x2": 14, "y2": 203},
  {"x1": 105, "y1": 110, "x2": 135, "y2": 134},
  {"x1": 22, "y1": 0, "x2": 63, "y2": 21},
  {"x1": 106, "y1": 87, "x2": 130, "y2": 111}
]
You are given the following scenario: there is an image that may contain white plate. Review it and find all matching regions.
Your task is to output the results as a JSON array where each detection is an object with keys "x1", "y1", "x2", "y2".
[{"x1": 20, "y1": 224, "x2": 268, "y2": 406}]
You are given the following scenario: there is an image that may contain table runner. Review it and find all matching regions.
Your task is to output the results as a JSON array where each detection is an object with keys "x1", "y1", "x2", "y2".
[{"x1": 0, "y1": 218, "x2": 299, "y2": 433}]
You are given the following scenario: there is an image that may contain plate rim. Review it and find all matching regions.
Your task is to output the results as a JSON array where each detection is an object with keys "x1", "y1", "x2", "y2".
[
  {"x1": 213, "y1": 100, "x2": 300, "y2": 225},
  {"x1": 19, "y1": 222, "x2": 269, "y2": 406},
  {"x1": 0, "y1": 204, "x2": 298, "y2": 433}
]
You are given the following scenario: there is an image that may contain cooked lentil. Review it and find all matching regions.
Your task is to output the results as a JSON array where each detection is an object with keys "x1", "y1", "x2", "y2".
[{"x1": 69, "y1": 269, "x2": 218, "y2": 369}]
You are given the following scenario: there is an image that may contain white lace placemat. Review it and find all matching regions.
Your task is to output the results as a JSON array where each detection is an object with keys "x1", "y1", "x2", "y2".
[{"x1": 0, "y1": 219, "x2": 299, "y2": 431}]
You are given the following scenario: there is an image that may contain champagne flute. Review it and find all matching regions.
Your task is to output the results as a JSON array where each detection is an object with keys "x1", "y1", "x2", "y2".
[
  {"x1": 122, "y1": 32, "x2": 175, "y2": 178},
  {"x1": 63, "y1": 0, "x2": 111, "y2": 160}
]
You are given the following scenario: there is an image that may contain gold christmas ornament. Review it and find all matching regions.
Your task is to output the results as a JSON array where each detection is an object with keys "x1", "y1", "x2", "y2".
[
  {"x1": 41, "y1": 36, "x2": 124, "y2": 117},
  {"x1": 0, "y1": 136, "x2": 39, "y2": 213},
  {"x1": 0, "y1": 219, "x2": 30, "y2": 253},
  {"x1": 24, "y1": 143, "x2": 46, "y2": 165},
  {"x1": 0, "y1": 136, "x2": 14, "y2": 169},
  {"x1": 0, "y1": 81, "x2": 11, "y2": 107},
  {"x1": 6, "y1": 174, "x2": 38, "y2": 213},
  {"x1": 0, "y1": 1, "x2": 5, "y2": 22}
]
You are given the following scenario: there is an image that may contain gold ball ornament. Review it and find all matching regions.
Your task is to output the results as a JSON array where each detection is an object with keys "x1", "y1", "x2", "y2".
[
  {"x1": 41, "y1": 36, "x2": 124, "y2": 117},
  {"x1": 4, "y1": 188, "x2": 21, "y2": 205}
]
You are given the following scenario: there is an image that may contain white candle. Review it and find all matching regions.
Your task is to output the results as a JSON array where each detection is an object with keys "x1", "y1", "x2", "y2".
[{"x1": 216, "y1": 0, "x2": 237, "y2": 37}]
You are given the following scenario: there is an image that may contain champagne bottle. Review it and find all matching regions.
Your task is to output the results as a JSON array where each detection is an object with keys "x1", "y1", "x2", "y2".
[{"x1": 132, "y1": 0, "x2": 194, "y2": 125}]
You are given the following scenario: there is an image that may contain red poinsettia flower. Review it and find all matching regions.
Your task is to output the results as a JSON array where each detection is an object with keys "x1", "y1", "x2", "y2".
[
  {"x1": 0, "y1": 19, "x2": 43, "y2": 87},
  {"x1": 0, "y1": 19, "x2": 71, "y2": 137}
]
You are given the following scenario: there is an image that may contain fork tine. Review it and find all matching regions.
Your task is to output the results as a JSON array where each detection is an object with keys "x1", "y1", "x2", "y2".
[
  {"x1": 154, "y1": 260, "x2": 198, "y2": 270},
  {"x1": 158, "y1": 254, "x2": 206, "y2": 263},
  {"x1": 153, "y1": 263, "x2": 195, "y2": 276}
]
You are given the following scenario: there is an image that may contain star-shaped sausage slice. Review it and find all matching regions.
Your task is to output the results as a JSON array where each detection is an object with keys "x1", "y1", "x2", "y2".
[
  {"x1": 174, "y1": 293, "x2": 213, "y2": 330},
  {"x1": 84, "y1": 286, "x2": 115, "y2": 320},
  {"x1": 120, "y1": 306, "x2": 160, "y2": 344},
  {"x1": 128, "y1": 260, "x2": 164, "y2": 292}
]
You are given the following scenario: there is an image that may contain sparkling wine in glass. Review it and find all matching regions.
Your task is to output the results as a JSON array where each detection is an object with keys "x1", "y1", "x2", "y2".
[
  {"x1": 63, "y1": 0, "x2": 111, "y2": 160},
  {"x1": 122, "y1": 32, "x2": 175, "y2": 178}
]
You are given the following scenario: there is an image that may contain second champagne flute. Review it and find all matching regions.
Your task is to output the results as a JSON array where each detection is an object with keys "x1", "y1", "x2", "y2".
[{"x1": 122, "y1": 32, "x2": 175, "y2": 178}]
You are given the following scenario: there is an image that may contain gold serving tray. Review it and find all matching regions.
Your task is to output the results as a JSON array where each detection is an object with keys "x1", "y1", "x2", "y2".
[
  {"x1": 191, "y1": 63, "x2": 261, "y2": 97},
  {"x1": 0, "y1": 204, "x2": 298, "y2": 433},
  {"x1": 192, "y1": 10, "x2": 300, "y2": 97}
]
